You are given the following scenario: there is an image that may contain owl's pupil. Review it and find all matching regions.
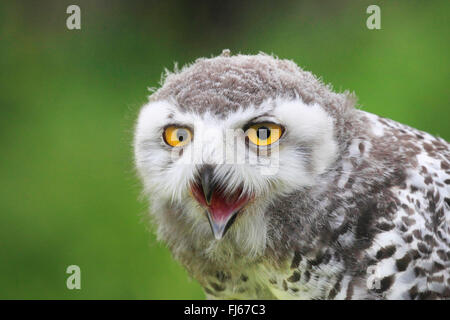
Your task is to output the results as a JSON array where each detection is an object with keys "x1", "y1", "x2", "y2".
[
  {"x1": 257, "y1": 126, "x2": 270, "y2": 140},
  {"x1": 177, "y1": 129, "x2": 187, "y2": 142}
]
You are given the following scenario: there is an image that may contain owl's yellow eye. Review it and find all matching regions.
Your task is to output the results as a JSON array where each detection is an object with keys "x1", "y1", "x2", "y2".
[
  {"x1": 246, "y1": 123, "x2": 283, "y2": 146},
  {"x1": 163, "y1": 126, "x2": 192, "y2": 147}
]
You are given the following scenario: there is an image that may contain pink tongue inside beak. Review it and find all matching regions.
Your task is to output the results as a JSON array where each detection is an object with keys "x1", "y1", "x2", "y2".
[
  {"x1": 208, "y1": 189, "x2": 249, "y2": 223},
  {"x1": 191, "y1": 184, "x2": 250, "y2": 239}
]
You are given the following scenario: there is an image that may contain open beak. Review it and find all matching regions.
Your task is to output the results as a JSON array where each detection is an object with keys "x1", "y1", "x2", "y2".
[
  {"x1": 205, "y1": 208, "x2": 240, "y2": 240},
  {"x1": 191, "y1": 165, "x2": 251, "y2": 240}
]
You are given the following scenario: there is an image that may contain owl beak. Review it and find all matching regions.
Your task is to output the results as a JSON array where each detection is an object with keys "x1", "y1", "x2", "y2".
[
  {"x1": 205, "y1": 208, "x2": 239, "y2": 240},
  {"x1": 200, "y1": 165, "x2": 215, "y2": 205},
  {"x1": 192, "y1": 165, "x2": 251, "y2": 240}
]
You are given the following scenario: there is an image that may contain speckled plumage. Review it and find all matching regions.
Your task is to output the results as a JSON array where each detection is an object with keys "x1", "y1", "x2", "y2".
[{"x1": 134, "y1": 52, "x2": 450, "y2": 299}]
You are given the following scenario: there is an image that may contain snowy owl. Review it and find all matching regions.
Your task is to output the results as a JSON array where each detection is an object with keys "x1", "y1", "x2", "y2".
[{"x1": 134, "y1": 51, "x2": 449, "y2": 299}]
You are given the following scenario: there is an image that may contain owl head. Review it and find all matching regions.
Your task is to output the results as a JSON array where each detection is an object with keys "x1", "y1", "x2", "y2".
[{"x1": 134, "y1": 52, "x2": 354, "y2": 261}]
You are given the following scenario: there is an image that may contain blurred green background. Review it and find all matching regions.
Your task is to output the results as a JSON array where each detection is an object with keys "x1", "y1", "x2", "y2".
[{"x1": 0, "y1": 0, "x2": 448, "y2": 299}]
